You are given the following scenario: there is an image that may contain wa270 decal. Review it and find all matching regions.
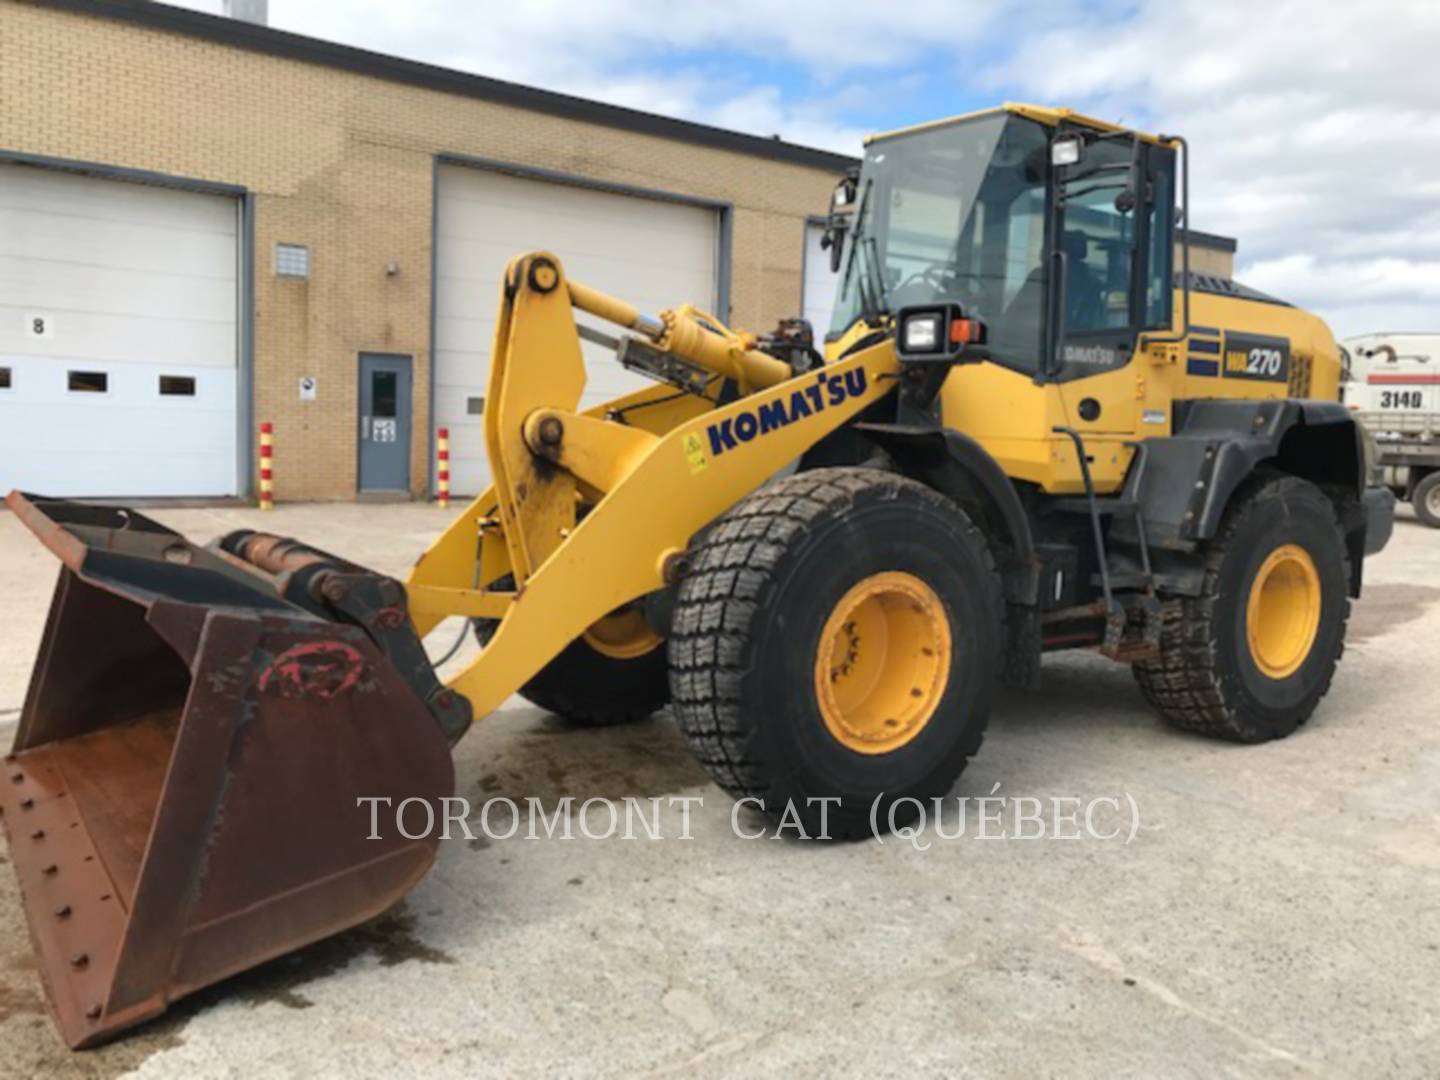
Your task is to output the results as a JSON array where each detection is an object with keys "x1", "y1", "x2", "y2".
[{"x1": 1222, "y1": 331, "x2": 1291, "y2": 383}]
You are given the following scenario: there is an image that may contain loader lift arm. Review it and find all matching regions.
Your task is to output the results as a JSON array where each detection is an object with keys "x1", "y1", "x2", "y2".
[{"x1": 407, "y1": 252, "x2": 901, "y2": 722}]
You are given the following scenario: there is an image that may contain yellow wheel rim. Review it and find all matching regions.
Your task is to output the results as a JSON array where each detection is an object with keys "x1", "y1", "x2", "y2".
[
  {"x1": 814, "y1": 571, "x2": 952, "y2": 755},
  {"x1": 1246, "y1": 543, "x2": 1322, "y2": 680},
  {"x1": 582, "y1": 607, "x2": 663, "y2": 660}
]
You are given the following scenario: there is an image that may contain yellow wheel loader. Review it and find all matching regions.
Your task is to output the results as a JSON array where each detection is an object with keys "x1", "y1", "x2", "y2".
[{"x1": 0, "y1": 104, "x2": 1394, "y2": 1047}]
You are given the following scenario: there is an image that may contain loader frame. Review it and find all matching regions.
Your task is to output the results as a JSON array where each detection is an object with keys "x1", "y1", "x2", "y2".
[{"x1": 407, "y1": 253, "x2": 905, "y2": 720}]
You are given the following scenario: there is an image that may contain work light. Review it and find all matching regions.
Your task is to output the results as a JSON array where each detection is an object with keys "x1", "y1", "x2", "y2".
[
  {"x1": 902, "y1": 312, "x2": 941, "y2": 353},
  {"x1": 896, "y1": 304, "x2": 986, "y2": 364},
  {"x1": 1051, "y1": 136, "x2": 1082, "y2": 166}
]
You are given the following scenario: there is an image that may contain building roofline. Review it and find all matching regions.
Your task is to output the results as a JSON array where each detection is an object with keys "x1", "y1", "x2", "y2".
[
  {"x1": 1181, "y1": 228, "x2": 1237, "y2": 253},
  {"x1": 25, "y1": 0, "x2": 859, "y2": 172}
]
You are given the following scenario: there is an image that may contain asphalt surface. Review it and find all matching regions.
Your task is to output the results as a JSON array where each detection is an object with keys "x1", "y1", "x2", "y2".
[{"x1": 0, "y1": 500, "x2": 1436, "y2": 1078}]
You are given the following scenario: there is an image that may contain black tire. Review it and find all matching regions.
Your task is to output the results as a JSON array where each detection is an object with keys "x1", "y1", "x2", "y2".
[
  {"x1": 473, "y1": 609, "x2": 668, "y2": 726},
  {"x1": 1133, "y1": 474, "x2": 1351, "y2": 742},
  {"x1": 668, "y1": 467, "x2": 1004, "y2": 840},
  {"x1": 1412, "y1": 471, "x2": 1440, "y2": 529}
]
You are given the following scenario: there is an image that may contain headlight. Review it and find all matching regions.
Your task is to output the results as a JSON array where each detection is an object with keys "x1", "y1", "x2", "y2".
[
  {"x1": 1051, "y1": 136, "x2": 1082, "y2": 167},
  {"x1": 902, "y1": 313, "x2": 941, "y2": 353}
]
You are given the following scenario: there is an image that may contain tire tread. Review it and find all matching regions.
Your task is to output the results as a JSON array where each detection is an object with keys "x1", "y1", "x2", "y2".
[
  {"x1": 669, "y1": 467, "x2": 1000, "y2": 818},
  {"x1": 1133, "y1": 474, "x2": 1350, "y2": 742}
]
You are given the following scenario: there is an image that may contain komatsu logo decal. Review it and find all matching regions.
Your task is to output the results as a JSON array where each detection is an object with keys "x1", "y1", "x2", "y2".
[
  {"x1": 1062, "y1": 344, "x2": 1118, "y2": 368},
  {"x1": 704, "y1": 369, "x2": 869, "y2": 457}
]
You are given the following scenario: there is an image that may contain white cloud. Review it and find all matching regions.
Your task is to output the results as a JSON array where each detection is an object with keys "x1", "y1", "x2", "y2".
[
  {"x1": 168, "y1": 0, "x2": 1437, "y2": 336},
  {"x1": 984, "y1": 0, "x2": 1440, "y2": 336},
  {"x1": 167, "y1": 0, "x2": 1026, "y2": 155}
]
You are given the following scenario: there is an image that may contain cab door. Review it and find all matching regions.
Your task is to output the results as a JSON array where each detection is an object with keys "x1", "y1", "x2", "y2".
[{"x1": 1053, "y1": 137, "x2": 1147, "y2": 434}]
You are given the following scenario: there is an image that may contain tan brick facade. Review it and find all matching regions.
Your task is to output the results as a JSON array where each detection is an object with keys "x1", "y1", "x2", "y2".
[{"x1": 1, "y1": 0, "x2": 847, "y2": 500}]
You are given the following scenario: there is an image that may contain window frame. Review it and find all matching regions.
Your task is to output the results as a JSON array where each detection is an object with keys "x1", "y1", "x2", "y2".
[{"x1": 1046, "y1": 133, "x2": 1173, "y2": 384}]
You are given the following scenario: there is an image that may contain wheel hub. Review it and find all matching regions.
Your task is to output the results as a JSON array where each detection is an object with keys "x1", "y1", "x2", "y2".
[
  {"x1": 582, "y1": 607, "x2": 662, "y2": 660},
  {"x1": 814, "y1": 571, "x2": 952, "y2": 754},
  {"x1": 1246, "y1": 543, "x2": 1321, "y2": 680}
]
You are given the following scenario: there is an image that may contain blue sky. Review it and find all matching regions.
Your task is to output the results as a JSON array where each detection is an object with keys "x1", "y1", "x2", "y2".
[{"x1": 169, "y1": 0, "x2": 1440, "y2": 337}]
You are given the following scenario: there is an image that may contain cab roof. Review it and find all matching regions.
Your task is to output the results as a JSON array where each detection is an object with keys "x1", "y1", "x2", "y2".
[{"x1": 866, "y1": 103, "x2": 1175, "y2": 148}]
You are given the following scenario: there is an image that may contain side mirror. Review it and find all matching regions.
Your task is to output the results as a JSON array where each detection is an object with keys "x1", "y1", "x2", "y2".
[
  {"x1": 821, "y1": 173, "x2": 858, "y2": 273},
  {"x1": 1114, "y1": 138, "x2": 1142, "y2": 214},
  {"x1": 820, "y1": 220, "x2": 847, "y2": 273}
]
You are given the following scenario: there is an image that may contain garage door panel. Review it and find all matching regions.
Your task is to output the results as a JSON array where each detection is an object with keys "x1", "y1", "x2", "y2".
[
  {"x1": 0, "y1": 273, "x2": 236, "y2": 324},
  {"x1": 0, "y1": 257, "x2": 236, "y2": 322},
  {"x1": 0, "y1": 163, "x2": 239, "y2": 497},
  {"x1": 435, "y1": 164, "x2": 719, "y2": 495},
  {"x1": 0, "y1": 356, "x2": 237, "y2": 497},
  {"x1": 803, "y1": 222, "x2": 839, "y2": 336},
  {"x1": 0, "y1": 305, "x2": 236, "y2": 368},
  {"x1": 0, "y1": 169, "x2": 234, "y2": 230},
  {"x1": 443, "y1": 185, "x2": 714, "y2": 249},
  {"x1": 0, "y1": 216, "x2": 236, "y2": 276}
]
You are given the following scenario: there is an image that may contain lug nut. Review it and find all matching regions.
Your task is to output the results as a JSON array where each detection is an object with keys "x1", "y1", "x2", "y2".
[
  {"x1": 31, "y1": 829, "x2": 45, "y2": 840},
  {"x1": 86, "y1": 1004, "x2": 102, "y2": 1020},
  {"x1": 19, "y1": 798, "x2": 33, "y2": 810},
  {"x1": 71, "y1": 953, "x2": 89, "y2": 969},
  {"x1": 43, "y1": 864, "x2": 58, "y2": 876},
  {"x1": 55, "y1": 905, "x2": 72, "y2": 919}
]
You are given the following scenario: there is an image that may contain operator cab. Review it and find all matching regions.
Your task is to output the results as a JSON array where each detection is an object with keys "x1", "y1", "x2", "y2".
[{"x1": 823, "y1": 105, "x2": 1179, "y2": 382}]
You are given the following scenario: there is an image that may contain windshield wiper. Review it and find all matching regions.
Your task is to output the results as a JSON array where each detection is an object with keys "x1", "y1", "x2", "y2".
[
  {"x1": 843, "y1": 178, "x2": 890, "y2": 327},
  {"x1": 862, "y1": 235, "x2": 891, "y2": 323}
]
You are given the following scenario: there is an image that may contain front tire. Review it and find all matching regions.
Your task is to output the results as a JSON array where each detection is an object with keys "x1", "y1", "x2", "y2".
[
  {"x1": 668, "y1": 468, "x2": 1004, "y2": 839},
  {"x1": 1133, "y1": 474, "x2": 1351, "y2": 742}
]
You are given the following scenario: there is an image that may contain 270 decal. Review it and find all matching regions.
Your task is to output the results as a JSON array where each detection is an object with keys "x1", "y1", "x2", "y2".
[{"x1": 1221, "y1": 332, "x2": 1291, "y2": 383}]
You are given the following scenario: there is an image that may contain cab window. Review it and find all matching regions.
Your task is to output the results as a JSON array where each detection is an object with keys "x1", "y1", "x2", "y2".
[
  {"x1": 1144, "y1": 150, "x2": 1175, "y2": 329},
  {"x1": 1061, "y1": 139, "x2": 1139, "y2": 334}
]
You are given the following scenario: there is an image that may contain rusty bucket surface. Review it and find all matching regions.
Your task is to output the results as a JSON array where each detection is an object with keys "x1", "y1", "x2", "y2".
[{"x1": 0, "y1": 493, "x2": 458, "y2": 1048}]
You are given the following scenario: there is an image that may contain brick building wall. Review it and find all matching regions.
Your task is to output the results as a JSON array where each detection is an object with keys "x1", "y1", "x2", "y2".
[{"x1": 0, "y1": 0, "x2": 848, "y2": 500}]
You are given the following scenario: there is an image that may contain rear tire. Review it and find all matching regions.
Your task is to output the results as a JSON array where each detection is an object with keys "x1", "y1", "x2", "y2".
[
  {"x1": 473, "y1": 607, "x2": 668, "y2": 726},
  {"x1": 1412, "y1": 471, "x2": 1440, "y2": 528},
  {"x1": 668, "y1": 467, "x2": 1003, "y2": 839},
  {"x1": 1133, "y1": 474, "x2": 1350, "y2": 742}
]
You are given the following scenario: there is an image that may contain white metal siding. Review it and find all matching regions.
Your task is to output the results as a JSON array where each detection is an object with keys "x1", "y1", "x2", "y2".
[
  {"x1": 434, "y1": 165, "x2": 719, "y2": 494},
  {"x1": 0, "y1": 164, "x2": 239, "y2": 496},
  {"x1": 803, "y1": 221, "x2": 839, "y2": 339}
]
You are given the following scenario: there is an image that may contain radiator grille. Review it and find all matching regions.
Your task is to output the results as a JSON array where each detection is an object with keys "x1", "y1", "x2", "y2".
[{"x1": 1288, "y1": 354, "x2": 1313, "y2": 398}]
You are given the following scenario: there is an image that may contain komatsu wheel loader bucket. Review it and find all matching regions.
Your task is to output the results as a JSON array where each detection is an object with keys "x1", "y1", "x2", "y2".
[{"x1": 0, "y1": 493, "x2": 460, "y2": 1048}]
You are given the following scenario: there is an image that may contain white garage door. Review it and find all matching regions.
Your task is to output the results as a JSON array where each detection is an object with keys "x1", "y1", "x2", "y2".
[
  {"x1": 803, "y1": 220, "x2": 839, "y2": 339},
  {"x1": 0, "y1": 164, "x2": 239, "y2": 497},
  {"x1": 435, "y1": 165, "x2": 719, "y2": 494}
]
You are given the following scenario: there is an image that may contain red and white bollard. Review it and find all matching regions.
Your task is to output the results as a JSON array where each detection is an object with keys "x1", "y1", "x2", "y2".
[
  {"x1": 436, "y1": 427, "x2": 450, "y2": 509},
  {"x1": 258, "y1": 422, "x2": 274, "y2": 510}
]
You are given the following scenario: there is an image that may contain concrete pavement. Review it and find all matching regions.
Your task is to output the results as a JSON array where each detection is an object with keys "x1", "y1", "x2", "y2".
[{"x1": 0, "y1": 501, "x2": 1436, "y2": 1078}]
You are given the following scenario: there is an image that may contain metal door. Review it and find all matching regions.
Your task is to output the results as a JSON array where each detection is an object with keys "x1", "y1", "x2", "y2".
[{"x1": 358, "y1": 353, "x2": 411, "y2": 491}]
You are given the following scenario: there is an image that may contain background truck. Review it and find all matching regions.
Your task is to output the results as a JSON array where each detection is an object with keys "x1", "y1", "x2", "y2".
[{"x1": 1342, "y1": 333, "x2": 1440, "y2": 527}]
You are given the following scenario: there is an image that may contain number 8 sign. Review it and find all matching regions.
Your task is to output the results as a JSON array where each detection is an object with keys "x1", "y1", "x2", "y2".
[{"x1": 24, "y1": 312, "x2": 54, "y2": 340}]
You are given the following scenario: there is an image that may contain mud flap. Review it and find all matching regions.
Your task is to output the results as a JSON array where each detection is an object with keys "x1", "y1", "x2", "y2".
[{"x1": 0, "y1": 495, "x2": 456, "y2": 1047}]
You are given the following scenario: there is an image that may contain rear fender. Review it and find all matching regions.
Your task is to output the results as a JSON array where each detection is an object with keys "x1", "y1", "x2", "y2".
[{"x1": 1122, "y1": 400, "x2": 1381, "y2": 596}]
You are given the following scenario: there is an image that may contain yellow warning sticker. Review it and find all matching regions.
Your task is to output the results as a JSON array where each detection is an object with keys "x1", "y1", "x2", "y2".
[{"x1": 682, "y1": 431, "x2": 709, "y2": 474}]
